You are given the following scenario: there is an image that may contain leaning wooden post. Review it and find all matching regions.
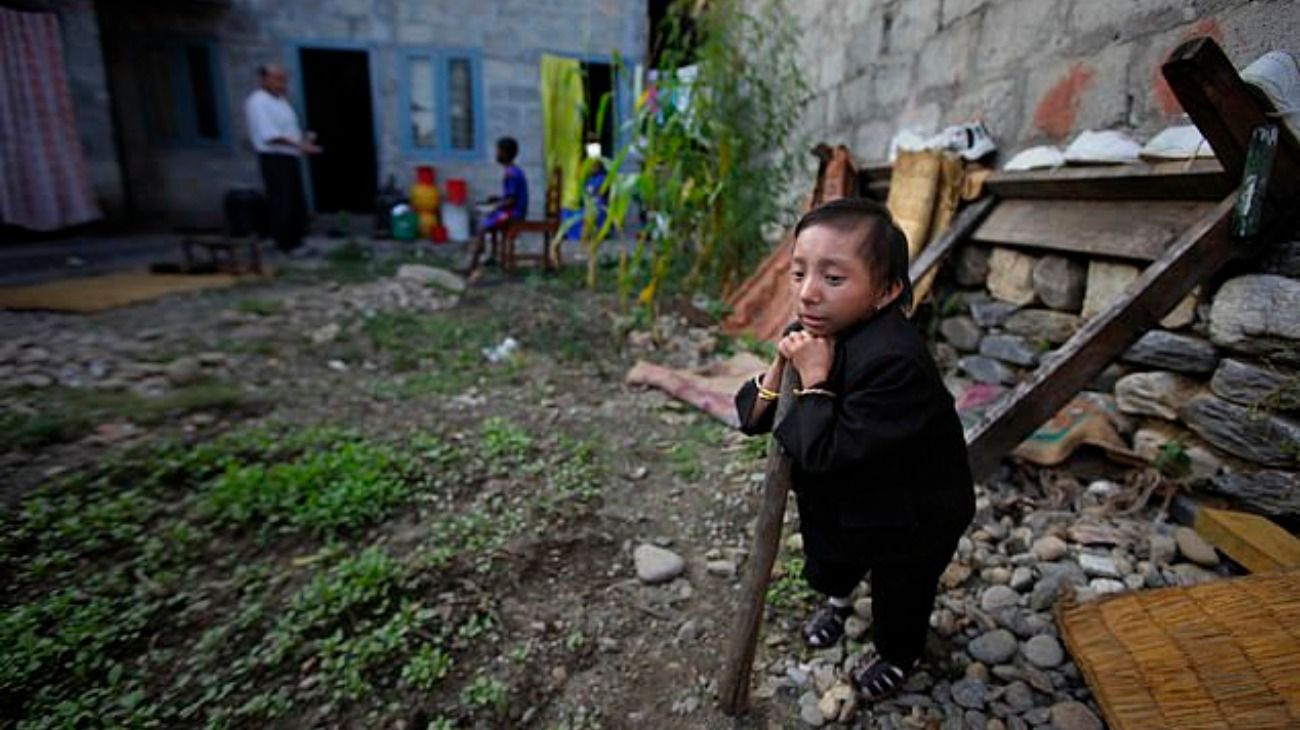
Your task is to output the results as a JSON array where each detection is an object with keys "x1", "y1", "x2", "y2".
[{"x1": 719, "y1": 363, "x2": 799, "y2": 715}]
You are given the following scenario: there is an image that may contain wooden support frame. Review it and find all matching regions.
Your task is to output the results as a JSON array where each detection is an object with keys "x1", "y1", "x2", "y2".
[
  {"x1": 908, "y1": 197, "x2": 997, "y2": 286},
  {"x1": 965, "y1": 37, "x2": 1300, "y2": 481}
]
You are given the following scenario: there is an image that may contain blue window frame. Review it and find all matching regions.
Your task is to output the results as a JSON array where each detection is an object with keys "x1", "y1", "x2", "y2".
[
  {"x1": 137, "y1": 38, "x2": 230, "y2": 147},
  {"x1": 399, "y1": 48, "x2": 485, "y2": 160}
]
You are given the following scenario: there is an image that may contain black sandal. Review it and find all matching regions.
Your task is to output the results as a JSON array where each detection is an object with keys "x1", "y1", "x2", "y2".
[
  {"x1": 801, "y1": 604, "x2": 851, "y2": 648},
  {"x1": 849, "y1": 656, "x2": 907, "y2": 701}
]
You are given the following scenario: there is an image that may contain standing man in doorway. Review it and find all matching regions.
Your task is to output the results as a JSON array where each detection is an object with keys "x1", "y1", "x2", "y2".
[{"x1": 244, "y1": 64, "x2": 320, "y2": 256}]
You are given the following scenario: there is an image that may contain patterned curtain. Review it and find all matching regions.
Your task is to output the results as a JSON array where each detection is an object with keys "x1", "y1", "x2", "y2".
[{"x1": 0, "y1": 8, "x2": 100, "y2": 230}]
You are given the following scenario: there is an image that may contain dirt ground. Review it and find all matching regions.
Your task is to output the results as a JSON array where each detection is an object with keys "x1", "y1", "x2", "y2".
[{"x1": 1, "y1": 252, "x2": 831, "y2": 729}]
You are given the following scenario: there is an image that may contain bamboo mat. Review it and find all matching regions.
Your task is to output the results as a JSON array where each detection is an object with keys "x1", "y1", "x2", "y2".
[
  {"x1": 0, "y1": 272, "x2": 246, "y2": 313},
  {"x1": 1057, "y1": 568, "x2": 1300, "y2": 729}
]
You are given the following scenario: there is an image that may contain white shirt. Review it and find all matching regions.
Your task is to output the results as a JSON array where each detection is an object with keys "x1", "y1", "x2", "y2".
[{"x1": 244, "y1": 88, "x2": 302, "y2": 156}]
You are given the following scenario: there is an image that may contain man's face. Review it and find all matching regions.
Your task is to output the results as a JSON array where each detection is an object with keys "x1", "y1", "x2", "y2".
[{"x1": 262, "y1": 67, "x2": 290, "y2": 96}]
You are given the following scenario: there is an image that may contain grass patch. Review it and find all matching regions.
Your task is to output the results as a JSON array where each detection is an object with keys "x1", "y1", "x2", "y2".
[{"x1": 0, "y1": 380, "x2": 250, "y2": 452}]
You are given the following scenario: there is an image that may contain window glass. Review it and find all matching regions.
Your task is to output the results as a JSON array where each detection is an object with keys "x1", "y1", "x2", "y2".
[
  {"x1": 408, "y1": 57, "x2": 437, "y2": 149},
  {"x1": 447, "y1": 57, "x2": 474, "y2": 150}
]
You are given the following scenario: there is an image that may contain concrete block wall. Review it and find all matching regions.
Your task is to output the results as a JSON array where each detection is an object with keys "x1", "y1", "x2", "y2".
[
  {"x1": 85, "y1": 0, "x2": 644, "y2": 227},
  {"x1": 789, "y1": 0, "x2": 1300, "y2": 163}
]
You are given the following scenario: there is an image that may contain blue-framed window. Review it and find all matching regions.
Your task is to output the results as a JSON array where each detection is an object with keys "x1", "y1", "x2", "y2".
[
  {"x1": 137, "y1": 38, "x2": 230, "y2": 147},
  {"x1": 399, "y1": 48, "x2": 485, "y2": 160}
]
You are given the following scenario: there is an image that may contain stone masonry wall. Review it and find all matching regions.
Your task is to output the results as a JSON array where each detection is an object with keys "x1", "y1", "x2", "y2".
[
  {"x1": 86, "y1": 0, "x2": 645, "y2": 227},
  {"x1": 787, "y1": 0, "x2": 1300, "y2": 163}
]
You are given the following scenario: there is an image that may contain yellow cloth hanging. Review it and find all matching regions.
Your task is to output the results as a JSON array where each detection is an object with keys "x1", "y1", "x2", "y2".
[{"x1": 540, "y1": 55, "x2": 584, "y2": 210}]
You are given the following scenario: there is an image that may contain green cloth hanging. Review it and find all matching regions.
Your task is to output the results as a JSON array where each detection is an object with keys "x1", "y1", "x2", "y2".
[{"x1": 540, "y1": 54, "x2": 584, "y2": 210}]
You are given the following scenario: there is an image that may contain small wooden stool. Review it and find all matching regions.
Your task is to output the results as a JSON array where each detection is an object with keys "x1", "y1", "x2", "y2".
[{"x1": 181, "y1": 234, "x2": 264, "y2": 275}]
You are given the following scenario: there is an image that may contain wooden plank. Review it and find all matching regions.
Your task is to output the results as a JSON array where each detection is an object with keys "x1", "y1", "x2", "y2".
[
  {"x1": 719, "y1": 364, "x2": 798, "y2": 715},
  {"x1": 1195, "y1": 506, "x2": 1300, "y2": 573},
  {"x1": 966, "y1": 196, "x2": 1238, "y2": 480},
  {"x1": 972, "y1": 199, "x2": 1215, "y2": 261},
  {"x1": 984, "y1": 159, "x2": 1230, "y2": 201},
  {"x1": 908, "y1": 197, "x2": 996, "y2": 285}
]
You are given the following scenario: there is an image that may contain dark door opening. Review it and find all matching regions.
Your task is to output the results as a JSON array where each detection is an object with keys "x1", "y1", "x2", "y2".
[
  {"x1": 581, "y1": 61, "x2": 614, "y2": 157},
  {"x1": 298, "y1": 48, "x2": 377, "y2": 213}
]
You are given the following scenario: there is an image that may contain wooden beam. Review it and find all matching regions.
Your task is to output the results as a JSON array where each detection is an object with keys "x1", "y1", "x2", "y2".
[
  {"x1": 909, "y1": 197, "x2": 996, "y2": 284},
  {"x1": 1162, "y1": 37, "x2": 1300, "y2": 187},
  {"x1": 972, "y1": 199, "x2": 1216, "y2": 261},
  {"x1": 1172, "y1": 496, "x2": 1300, "y2": 573},
  {"x1": 984, "y1": 159, "x2": 1229, "y2": 201},
  {"x1": 719, "y1": 364, "x2": 798, "y2": 715},
  {"x1": 966, "y1": 196, "x2": 1238, "y2": 480}
]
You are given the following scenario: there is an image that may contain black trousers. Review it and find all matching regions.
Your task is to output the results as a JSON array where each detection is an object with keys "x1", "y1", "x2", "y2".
[
  {"x1": 258, "y1": 153, "x2": 307, "y2": 251},
  {"x1": 801, "y1": 526, "x2": 957, "y2": 669}
]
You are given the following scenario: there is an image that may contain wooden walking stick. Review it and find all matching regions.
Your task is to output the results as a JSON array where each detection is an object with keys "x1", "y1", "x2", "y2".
[{"x1": 719, "y1": 362, "x2": 800, "y2": 715}]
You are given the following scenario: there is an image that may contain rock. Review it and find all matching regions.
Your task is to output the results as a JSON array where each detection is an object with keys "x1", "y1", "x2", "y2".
[
  {"x1": 1132, "y1": 422, "x2": 1223, "y2": 480},
  {"x1": 1003, "y1": 309, "x2": 1080, "y2": 345},
  {"x1": 1148, "y1": 534, "x2": 1177, "y2": 565},
  {"x1": 1030, "y1": 536, "x2": 1068, "y2": 562},
  {"x1": 1089, "y1": 577, "x2": 1126, "y2": 595},
  {"x1": 1010, "y1": 566, "x2": 1035, "y2": 592},
  {"x1": 164, "y1": 356, "x2": 204, "y2": 386},
  {"x1": 980, "y1": 585, "x2": 1020, "y2": 611},
  {"x1": 956, "y1": 244, "x2": 992, "y2": 287},
  {"x1": 1067, "y1": 521, "x2": 1127, "y2": 547},
  {"x1": 1032, "y1": 255, "x2": 1085, "y2": 311},
  {"x1": 968, "y1": 629, "x2": 1018, "y2": 664},
  {"x1": 1206, "y1": 470, "x2": 1300, "y2": 520},
  {"x1": 951, "y1": 678, "x2": 987, "y2": 709},
  {"x1": 1210, "y1": 359, "x2": 1295, "y2": 408},
  {"x1": 844, "y1": 616, "x2": 869, "y2": 641},
  {"x1": 799, "y1": 701, "x2": 826, "y2": 727},
  {"x1": 309, "y1": 322, "x2": 341, "y2": 345},
  {"x1": 633, "y1": 544, "x2": 685, "y2": 584},
  {"x1": 1260, "y1": 240, "x2": 1300, "y2": 277},
  {"x1": 1023, "y1": 634, "x2": 1065, "y2": 668},
  {"x1": 676, "y1": 619, "x2": 700, "y2": 643},
  {"x1": 941, "y1": 562, "x2": 972, "y2": 590},
  {"x1": 396, "y1": 263, "x2": 467, "y2": 292},
  {"x1": 1122, "y1": 331, "x2": 1218, "y2": 374},
  {"x1": 817, "y1": 683, "x2": 856, "y2": 723},
  {"x1": 1174, "y1": 526, "x2": 1220, "y2": 567},
  {"x1": 1077, "y1": 553, "x2": 1120, "y2": 579},
  {"x1": 941, "y1": 316, "x2": 984, "y2": 352},
  {"x1": 959, "y1": 355, "x2": 1018, "y2": 385},
  {"x1": 970, "y1": 298, "x2": 1020, "y2": 328},
  {"x1": 1170, "y1": 563, "x2": 1220, "y2": 586},
  {"x1": 22, "y1": 373, "x2": 53, "y2": 388},
  {"x1": 1180, "y1": 393, "x2": 1300, "y2": 467},
  {"x1": 988, "y1": 248, "x2": 1038, "y2": 305},
  {"x1": 853, "y1": 597, "x2": 872, "y2": 619},
  {"x1": 979, "y1": 334, "x2": 1039, "y2": 367},
  {"x1": 196, "y1": 352, "x2": 228, "y2": 367},
  {"x1": 1209, "y1": 275, "x2": 1300, "y2": 363},
  {"x1": 986, "y1": 567, "x2": 1012, "y2": 585},
  {"x1": 706, "y1": 560, "x2": 737, "y2": 578},
  {"x1": 1082, "y1": 260, "x2": 1138, "y2": 320},
  {"x1": 1114, "y1": 371, "x2": 1204, "y2": 420},
  {"x1": 1003, "y1": 681, "x2": 1035, "y2": 712},
  {"x1": 1050, "y1": 701, "x2": 1103, "y2": 730}
]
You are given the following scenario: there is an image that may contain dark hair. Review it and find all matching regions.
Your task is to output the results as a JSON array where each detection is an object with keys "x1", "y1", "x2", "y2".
[
  {"x1": 496, "y1": 136, "x2": 519, "y2": 162},
  {"x1": 793, "y1": 197, "x2": 913, "y2": 311}
]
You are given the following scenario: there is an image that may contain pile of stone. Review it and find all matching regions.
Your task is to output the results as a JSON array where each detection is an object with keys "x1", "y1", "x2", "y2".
[
  {"x1": 756, "y1": 479, "x2": 1228, "y2": 729},
  {"x1": 935, "y1": 239, "x2": 1299, "y2": 519}
]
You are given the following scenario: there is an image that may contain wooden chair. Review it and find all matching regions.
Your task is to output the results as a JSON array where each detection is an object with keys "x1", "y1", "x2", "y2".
[{"x1": 501, "y1": 166, "x2": 563, "y2": 273}]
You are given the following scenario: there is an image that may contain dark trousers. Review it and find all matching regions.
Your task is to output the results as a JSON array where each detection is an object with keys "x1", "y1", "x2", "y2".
[
  {"x1": 802, "y1": 532, "x2": 957, "y2": 669},
  {"x1": 258, "y1": 153, "x2": 307, "y2": 251}
]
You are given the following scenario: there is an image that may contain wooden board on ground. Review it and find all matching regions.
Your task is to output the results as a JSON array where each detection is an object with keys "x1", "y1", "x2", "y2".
[
  {"x1": 984, "y1": 159, "x2": 1229, "y2": 200},
  {"x1": 972, "y1": 199, "x2": 1215, "y2": 261},
  {"x1": 1193, "y1": 505, "x2": 1300, "y2": 574}
]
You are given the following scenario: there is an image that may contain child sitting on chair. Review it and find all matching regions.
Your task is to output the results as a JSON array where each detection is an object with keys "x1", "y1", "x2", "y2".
[
  {"x1": 464, "y1": 136, "x2": 529, "y2": 278},
  {"x1": 735, "y1": 197, "x2": 975, "y2": 701}
]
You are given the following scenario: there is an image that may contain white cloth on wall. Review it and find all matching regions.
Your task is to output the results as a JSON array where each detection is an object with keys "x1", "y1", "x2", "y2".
[{"x1": 0, "y1": 8, "x2": 101, "y2": 230}]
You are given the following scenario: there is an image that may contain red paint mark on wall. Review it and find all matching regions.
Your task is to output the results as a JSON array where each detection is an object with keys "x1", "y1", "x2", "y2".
[
  {"x1": 1152, "y1": 18, "x2": 1225, "y2": 116},
  {"x1": 1033, "y1": 63, "x2": 1095, "y2": 141}
]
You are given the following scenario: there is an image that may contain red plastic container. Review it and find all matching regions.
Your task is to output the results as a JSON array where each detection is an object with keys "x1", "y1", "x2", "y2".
[
  {"x1": 415, "y1": 165, "x2": 436, "y2": 185},
  {"x1": 430, "y1": 225, "x2": 448, "y2": 243},
  {"x1": 446, "y1": 178, "x2": 468, "y2": 205}
]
